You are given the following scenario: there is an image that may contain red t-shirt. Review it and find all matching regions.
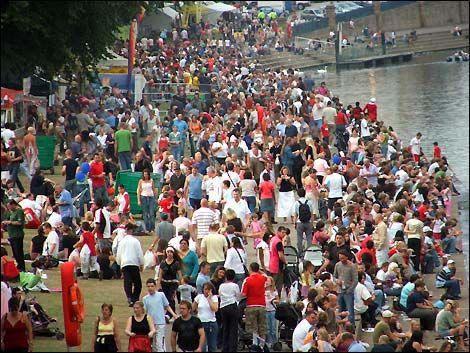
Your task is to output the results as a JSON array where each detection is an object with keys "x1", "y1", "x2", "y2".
[
  {"x1": 82, "y1": 231, "x2": 97, "y2": 256},
  {"x1": 241, "y1": 273, "x2": 267, "y2": 307},
  {"x1": 89, "y1": 161, "x2": 105, "y2": 188},
  {"x1": 356, "y1": 247, "x2": 377, "y2": 266},
  {"x1": 433, "y1": 146, "x2": 441, "y2": 159},
  {"x1": 336, "y1": 111, "x2": 348, "y2": 125},
  {"x1": 259, "y1": 181, "x2": 275, "y2": 199},
  {"x1": 159, "y1": 137, "x2": 169, "y2": 152},
  {"x1": 159, "y1": 197, "x2": 173, "y2": 214},
  {"x1": 320, "y1": 123, "x2": 330, "y2": 138},
  {"x1": 352, "y1": 106, "x2": 363, "y2": 119},
  {"x1": 418, "y1": 204, "x2": 427, "y2": 221},
  {"x1": 364, "y1": 103, "x2": 377, "y2": 121},
  {"x1": 245, "y1": 97, "x2": 254, "y2": 110}
]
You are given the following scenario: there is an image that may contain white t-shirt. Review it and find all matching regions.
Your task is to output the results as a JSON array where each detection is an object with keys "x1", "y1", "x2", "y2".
[
  {"x1": 354, "y1": 282, "x2": 371, "y2": 314},
  {"x1": 1, "y1": 129, "x2": 15, "y2": 145},
  {"x1": 292, "y1": 319, "x2": 313, "y2": 352},
  {"x1": 47, "y1": 212, "x2": 62, "y2": 229},
  {"x1": 322, "y1": 106, "x2": 337, "y2": 124},
  {"x1": 221, "y1": 171, "x2": 241, "y2": 190},
  {"x1": 223, "y1": 199, "x2": 251, "y2": 224},
  {"x1": 94, "y1": 208, "x2": 111, "y2": 239},
  {"x1": 394, "y1": 169, "x2": 409, "y2": 187},
  {"x1": 410, "y1": 137, "x2": 421, "y2": 155},
  {"x1": 168, "y1": 236, "x2": 197, "y2": 252},
  {"x1": 324, "y1": 173, "x2": 346, "y2": 199},
  {"x1": 202, "y1": 176, "x2": 223, "y2": 203},
  {"x1": 42, "y1": 231, "x2": 60, "y2": 257},
  {"x1": 313, "y1": 158, "x2": 329, "y2": 177},
  {"x1": 376, "y1": 269, "x2": 387, "y2": 282},
  {"x1": 360, "y1": 118, "x2": 370, "y2": 137},
  {"x1": 218, "y1": 282, "x2": 240, "y2": 309},
  {"x1": 173, "y1": 216, "x2": 191, "y2": 232},
  {"x1": 194, "y1": 294, "x2": 218, "y2": 322},
  {"x1": 212, "y1": 141, "x2": 228, "y2": 158},
  {"x1": 313, "y1": 103, "x2": 324, "y2": 121},
  {"x1": 239, "y1": 179, "x2": 257, "y2": 197},
  {"x1": 256, "y1": 240, "x2": 270, "y2": 269},
  {"x1": 224, "y1": 247, "x2": 247, "y2": 275}
]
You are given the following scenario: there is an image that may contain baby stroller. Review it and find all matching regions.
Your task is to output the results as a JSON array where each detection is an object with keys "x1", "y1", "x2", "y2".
[
  {"x1": 237, "y1": 298, "x2": 262, "y2": 351},
  {"x1": 284, "y1": 246, "x2": 300, "y2": 277},
  {"x1": 301, "y1": 245, "x2": 324, "y2": 273},
  {"x1": 24, "y1": 294, "x2": 64, "y2": 340},
  {"x1": 272, "y1": 301, "x2": 302, "y2": 351}
]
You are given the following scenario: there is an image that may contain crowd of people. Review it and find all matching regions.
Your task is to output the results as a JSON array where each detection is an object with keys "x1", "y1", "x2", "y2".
[{"x1": 1, "y1": 6, "x2": 469, "y2": 353}]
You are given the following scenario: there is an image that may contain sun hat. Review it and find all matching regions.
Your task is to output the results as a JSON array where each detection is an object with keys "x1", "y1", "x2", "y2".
[{"x1": 382, "y1": 310, "x2": 393, "y2": 318}]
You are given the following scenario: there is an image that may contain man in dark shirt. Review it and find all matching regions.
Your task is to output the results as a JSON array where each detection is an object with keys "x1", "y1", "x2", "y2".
[
  {"x1": 406, "y1": 279, "x2": 437, "y2": 330},
  {"x1": 141, "y1": 134, "x2": 153, "y2": 161},
  {"x1": 199, "y1": 132, "x2": 211, "y2": 161},
  {"x1": 169, "y1": 166, "x2": 186, "y2": 192},
  {"x1": 134, "y1": 152, "x2": 152, "y2": 173},
  {"x1": 7, "y1": 138, "x2": 25, "y2": 193},
  {"x1": 62, "y1": 149, "x2": 78, "y2": 196},
  {"x1": 171, "y1": 300, "x2": 205, "y2": 352},
  {"x1": 325, "y1": 231, "x2": 355, "y2": 273},
  {"x1": 284, "y1": 119, "x2": 298, "y2": 138}
]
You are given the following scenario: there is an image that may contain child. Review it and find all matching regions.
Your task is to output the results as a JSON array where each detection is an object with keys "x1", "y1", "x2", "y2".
[
  {"x1": 158, "y1": 191, "x2": 173, "y2": 220},
  {"x1": 256, "y1": 231, "x2": 272, "y2": 273},
  {"x1": 177, "y1": 276, "x2": 197, "y2": 303},
  {"x1": 433, "y1": 141, "x2": 441, "y2": 159},
  {"x1": 300, "y1": 261, "x2": 314, "y2": 298},
  {"x1": 249, "y1": 213, "x2": 264, "y2": 249},
  {"x1": 77, "y1": 221, "x2": 98, "y2": 280},
  {"x1": 265, "y1": 276, "x2": 279, "y2": 348},
  {"x1": 320, "y1": 118, "x2": 330, "y2": 146},
  {"x1": 313, "y1": 221, "x2": 330, "y2": 249},
  {"x1": 176, "y1": 189, "x2": 188, "y2": 214},
  {"x1": 114, "y1": 184, "x2": 130, "y2": 216},
  {"x1": 96, "y1": 128, "x2": 107, "y2": 150}
]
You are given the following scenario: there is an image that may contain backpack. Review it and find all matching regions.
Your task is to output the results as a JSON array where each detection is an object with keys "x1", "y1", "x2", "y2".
[{"x1": 298, "y1": 200, "x2": 311, "y2": 223}]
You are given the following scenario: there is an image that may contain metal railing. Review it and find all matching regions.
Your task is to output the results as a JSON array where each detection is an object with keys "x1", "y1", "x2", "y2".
[{"x1": 294, "y1": 36, "x2": 336, "y2": 58}]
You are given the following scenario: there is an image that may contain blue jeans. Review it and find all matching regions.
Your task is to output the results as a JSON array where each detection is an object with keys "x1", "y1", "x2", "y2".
[
  {"x1": 310, "y1": 119, "x2": 322, "y2": 130},
  {"x1": 442, "y1": 236, "x2": 457, "y2": 254},
  {"x1": 9, "y1": 164, "x2": 24, "y2": 193},
  {"x1": 202, "y1": 321, "x2": 218, "y2": 352},
  {"x1": 266, "y1": 310, "x2": 277, "y2": 345},
  {"x1": 443, "y1": 279, "x2": 461, "y2": 297},
  {"x1": 338, "y1": 291, "x2": 355, "y2": 327},
  {"x1": 93, "y1": 185, "x2": 109, "y2": 204},
  {"x1": 373, "y1": 289, "x2": 385, "y2": 314},
  {"x1": 351, "y1": 151, "x2": 360, "y2": 164},
  {"x1": 171, "y1": 146, "x2": 182, "y2": 162},
  {"x1": 243, "y1": 196, "x2": 257, "y2": 213},
  {"x1": 180, "y1": 134, "x2": 187, "y2": 159},
  {"x1": 384, "y1": 287, "x2": 402, "y2": 297},
  {"x1": 141, "y1": 196, "x2": 156, "y2": 232},
  {"x1": 118, "y1": 151, "x2": 132, "y2": 171}
]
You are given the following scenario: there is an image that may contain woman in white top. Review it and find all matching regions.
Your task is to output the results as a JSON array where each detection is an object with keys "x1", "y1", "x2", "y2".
[
  {"x1": 192, "y1": 282, "x2": 219, "y2": 352},
  {"x1": 218, "y1": 269, "x2": 241, "y2": 352},
  {"x1": 137, "y1": 169, "x2": 157, "y2": 233},
  {"x1": 211, "y1": 134, "x2": 228, "y2": 165},
  {"x1": 313, "y1": 152, "x2": 329, "y2": 185},
  {"x1": 223, "y1": 237, "x2": 247, "y2": 289},
  {"x1": 239, "y1": 170, "x2": 258, "y2": 214},
  {"x1": 172, "y1": 208, "x2": 191, "y2": 232},
  {"x1": 348, "y1": 128, "x2": 360, "y2": 164}
]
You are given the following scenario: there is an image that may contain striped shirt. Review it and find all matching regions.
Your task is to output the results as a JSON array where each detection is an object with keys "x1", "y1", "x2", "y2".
[
  {"x1": 191, "y1": 207, "x2": 218, "y2": 240},
  {"x1": 436, "y1": 266, "x2": 453, "y2": 288}
]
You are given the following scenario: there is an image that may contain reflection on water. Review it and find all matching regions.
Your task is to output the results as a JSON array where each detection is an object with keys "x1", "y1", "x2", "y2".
[{"x1": 307, "y1": 54, "x2": 469, "y2": 275}]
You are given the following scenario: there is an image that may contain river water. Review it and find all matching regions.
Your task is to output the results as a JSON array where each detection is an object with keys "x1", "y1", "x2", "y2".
[{"x1": 306, "y1": 52, "x2": 469, "y2": 277}]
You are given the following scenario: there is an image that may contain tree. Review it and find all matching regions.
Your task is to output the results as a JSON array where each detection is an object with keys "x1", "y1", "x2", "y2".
[{"x1": 1, "y1": 1, "x2": 146, "y2": 88}]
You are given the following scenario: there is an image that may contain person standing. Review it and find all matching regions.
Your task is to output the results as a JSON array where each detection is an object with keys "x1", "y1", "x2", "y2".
[
  {"x1": 294, "y1": 188, "x2": 314, "y2": 256},
  {"x1": 241, "y1": 262, "x2": 268, "y2": 345},
  {"x1": 22, "y1": 127, "x2": 38, "y2": 177},
  {"x1": 89, "y1": 153, "x2": 109, "y2": 204},
  {"x1": 92, "y1": 303, "x2": 121, "y2": 352},
  {"x1": 334, "y1": 250, "x2": 358, "y2": 328},
  {"x1": 184, "y1": 166, "x2": 204, "y2": 212},
  {"x1": 409, "y1": 132, "x2": 423, "y2": 163},
  {"x1": 404, "y1": 211, "x2": 424, "y2": 272},
  {"x1": 137, "y1": 169, "x2": 157, "y2": 234},
  {"x1": 156, "y1": 246, "x2": 183, "y2": 314},
  {"x1": 0, "y1": 297, "x2": 33, "y2": 352},
  {"x1": 269, "y1": 226, "x2": 287, "y2": 296},
  {"x1": 143, "y1": 278, "x2": 178, "y2": 352},
  {"x1": 201, "y1": 223, "x2": 228, "y2": 275},
  {"x1": 115, "y1": 122, "x2": 133, "y2": 171},
  {"x1": 2, "y1": 200, "x2": 26, "y2": 271},
  {"x1": 171, "y1": 300, "x2": 205, "y2": 352},
  {"x1": 191, "y1": 199, "x2": 218, "y2": 256},
  {"x1": 192, "y1": 282, "x2": 219, "y2": 352},
  {"x1": 62, "y1": 149, "x2": 79, "y2": 196},
  {"x1": 218, "y1": 269, "x2": 240, "y2": 352},
  {"x1": 54, "y1": 184, "x2": 74, "y2": 227},
  {"x1": 125, "y1": 301, "x2": 155, "y2": 352},
  {"x1": 116, "y1": 223, "x2": 144, "y2": 307},
  {"x1": 373, "y1": 214, "x2": 389, "y2": 267},
  {"x1": 6, "y1": 138, "x2": 25, "y2": 193}
]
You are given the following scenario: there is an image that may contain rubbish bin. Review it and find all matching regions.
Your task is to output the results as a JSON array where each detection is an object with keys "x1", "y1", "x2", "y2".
[
  {"x1": 114, "y1": 170, "x2": 162, "y2": 214},
  {"x1": 36, "y1": 135, "x2": 56, "y2": 174}
]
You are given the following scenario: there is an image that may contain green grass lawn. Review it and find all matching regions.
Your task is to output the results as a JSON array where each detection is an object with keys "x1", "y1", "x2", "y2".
[{"x1": 15, "y1": 169, "x2": 158, "y2": 352}]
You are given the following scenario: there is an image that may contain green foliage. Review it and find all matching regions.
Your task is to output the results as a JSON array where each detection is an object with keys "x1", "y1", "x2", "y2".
[{"x1": 1, "y1": 1, "x2": 146, "y2": 83}]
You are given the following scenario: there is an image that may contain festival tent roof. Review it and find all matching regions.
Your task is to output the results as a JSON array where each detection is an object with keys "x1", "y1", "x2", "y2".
[
  {"x1": 98, "y1": 49, "x2": 128, "y2": 69},
  {"x1": 139, "y1": 7, "x2": 179, "y2": 37},
  {"x1": 201, "y1": 1, "x2": 236, "y2": 24}
]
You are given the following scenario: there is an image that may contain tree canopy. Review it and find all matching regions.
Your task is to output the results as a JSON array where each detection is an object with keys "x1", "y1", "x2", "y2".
[{"x1": 1, "y1": 1, "x2": 147, "y2": 87}]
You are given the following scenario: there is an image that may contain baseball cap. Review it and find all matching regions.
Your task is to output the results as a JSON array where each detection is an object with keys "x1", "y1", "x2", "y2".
[
  {"x1": 382, "y1": 310, "x2": 393, "y2": 318},
  {"x1": 447, "y1": 259, "x2": 455, "y2": 264},
  {"x1": 423, "y1": 226, "x2": 432, "y2": 233}
]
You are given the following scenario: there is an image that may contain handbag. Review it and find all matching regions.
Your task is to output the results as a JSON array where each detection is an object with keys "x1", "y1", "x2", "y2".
[{"x1": 234, "y1": 248, "x2": 249, "y2": 277}]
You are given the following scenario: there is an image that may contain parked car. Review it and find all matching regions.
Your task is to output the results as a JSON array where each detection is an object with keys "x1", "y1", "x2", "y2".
[
  {"x1": 295, "y1": 1, "x2": 311, "y2": 10},
  {"x1": 301, "y1": 8, "x2": 325, "y2": 20}
]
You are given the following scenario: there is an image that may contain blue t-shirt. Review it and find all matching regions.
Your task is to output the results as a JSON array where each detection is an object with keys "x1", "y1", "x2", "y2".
[
  {"x1": 143, "y1": 292, "x2": 170, "y2": 325},
  {"x1": 196, "y1": 273, "x2": 210, "y2": 294},
  {"x1": 58, "y1": 189, "x2": 74, "y2": 218},
  {"x1": 173, "y1": 119, "x2": 188, "y2": 135},
  {"x1": 400, "y1": 282, "x2": 415, "y2": 308},
  {"x1": 348, "y1": 341, "x2": 367, "y2": 352}
]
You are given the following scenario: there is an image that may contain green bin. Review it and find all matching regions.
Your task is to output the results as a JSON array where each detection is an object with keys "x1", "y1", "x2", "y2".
[
  {"x1": 114, "y1": 170, "x2": 162, "y2": 214},
  {"x1": 36, "y1": 135, "x2": 56, "y2": 173}
]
